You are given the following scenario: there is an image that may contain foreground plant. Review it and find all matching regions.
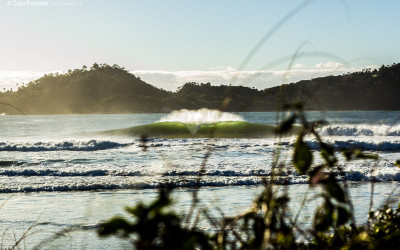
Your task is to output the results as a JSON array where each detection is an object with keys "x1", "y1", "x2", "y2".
[
  {"x1": 98, "y1": 187, "x2": 211, "y2": 249},
  {"x1": 98, "y1": 104, "x2": 400, "y2": 249}
]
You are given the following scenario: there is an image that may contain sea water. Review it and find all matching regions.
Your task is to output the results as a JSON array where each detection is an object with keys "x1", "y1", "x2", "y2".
[{"x1": 0, "y1": 111, "x2": 399, "y2": 249}]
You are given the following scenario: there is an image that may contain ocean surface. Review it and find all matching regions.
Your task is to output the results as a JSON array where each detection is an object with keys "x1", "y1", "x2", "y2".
[{"x1": 0, "y1": 110, "x2": 399, "y2": 249}]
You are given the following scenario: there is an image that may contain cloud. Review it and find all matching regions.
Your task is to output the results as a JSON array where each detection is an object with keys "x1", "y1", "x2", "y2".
[
  {"x1": 314, "y1": 62, "x2": 345, "y2": 69},
  {"x1": 0, "y1": 71, "x2": 49, "y2": 91},
  {"x1": 294, "y1": 64, "x2": 306, "y2": 69},
  {"x1": 365, "y1": 65, "x2": 378, "y2": 70},
  {"x1": 0, "y1": 64, "x2": 363, "y2": 93},
  {"x1": 131, "y1": 64, "x2": 361, "y2": 91},
  {"x1": 131, "y1": 67, "x2": 276, "y2": 90}
]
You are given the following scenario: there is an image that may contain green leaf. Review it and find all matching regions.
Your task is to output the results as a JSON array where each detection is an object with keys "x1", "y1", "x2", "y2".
[
  {"x1": 357, "y1": 152, "x2": 379, "y2": 160},
  {"x1": 98, "y1": 217, "x2": 132, "y2": 237},
  {"x1": 324, "y1": 176, "x2": 346, "y2": 203},
  {"x1": 342, "y1": 149, "x2": 354, "y2": 161},
  {"x1": 342, "y1": 149, "x2": 378, "y2": 161},
  {"x1": 336, "y1": 206, "x2": 350, "y2": 227},
  {"x1": 320, "y1": 141, "x2": 334, "y2": 155},
  {"x1": 276, "y1": 114, "x2": 296, "y2": 134},
  {"x1": 314, "y1": 199, "x2": 334, "y2": 232},
  {"x1": 293, "y1": 136, "x2": 313, "y2": 175},
  {"x1": 321, "y1": 149, "x2": 337, "y2": 167}
]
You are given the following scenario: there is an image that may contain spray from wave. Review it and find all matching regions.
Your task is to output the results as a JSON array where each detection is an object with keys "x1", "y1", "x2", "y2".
[
  {"x1": 159, "y1": 108, "x2": 243, "y2": 124},
  {"x1": 159, "y1": 108, "x2": 244, "y2": 134},
  {"x1": 105, "y1": 108, "x2": 283, "y2": 138}
]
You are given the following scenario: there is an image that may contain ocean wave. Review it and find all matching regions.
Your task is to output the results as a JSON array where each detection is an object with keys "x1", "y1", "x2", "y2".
[
  {"x1": 1, "y1": 164, "x2": 398, "y2": 181},
  {"x1": 0, "y1": 169, "x2": 276, "y2": 177},
  {"x1": 106, "y1": 121, "x2": 280, "y2": 138},
  {"x1": 318, "y1": 124, "x2": 400, "y2": 136},
  {"x1": 105, "y1": 122, "x2": 400, "y2": 139},
  {"x1": 159, "y1": 108, "x2": 244, "y2": 123},
  {"x1": 0, "y1": 140, "x2": 132, "y2": 152},
  {"x1": 0, "y1": 179, "x2": 267, "y2": 193},
  {"x1": 303, "y1": 139, "x2": 400, "y2": 151},
  {"x1": 0, "y1": 161, "x2": 399, "y2": 193},
  {"x1": 1, "y1": 170, "x2": 400, "y2": 193}
]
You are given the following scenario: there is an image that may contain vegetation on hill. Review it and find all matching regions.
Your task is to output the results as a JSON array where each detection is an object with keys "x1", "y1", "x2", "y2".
[
  {"x1": 1, "y1": 63, "x2": 400, "y2": 114},
  {"x1": 0, "y1": 63, "x2": 170, "y2": 114},
  {"x1": 274, "y1": 63, "x2": 400, "y2": 110}
]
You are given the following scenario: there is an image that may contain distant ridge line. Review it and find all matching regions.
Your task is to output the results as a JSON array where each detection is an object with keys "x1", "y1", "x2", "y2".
[{"x1": 0, "y1": 63, "x2": 399, "y2": 114}]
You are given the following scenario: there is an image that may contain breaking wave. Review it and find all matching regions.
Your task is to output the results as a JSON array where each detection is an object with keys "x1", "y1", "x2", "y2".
[
  {"x1": 107, "y1": 121, "x2": 288, "y2": 138},
  {"x1": 298, "y1": 139, "x2": 400, "y2": 151},
  {"x1": 0, "y1": 140, "x2": 131, "y2": 152},
  {"x1": 159, "y1": 108, "x2": 244, "y2": 124},
  {"x1": 0, "y1": 161, "x2": 399, "y2": 193},
  {"x1": 318, "y1": 124, "x2": 400, "y2": 136}
]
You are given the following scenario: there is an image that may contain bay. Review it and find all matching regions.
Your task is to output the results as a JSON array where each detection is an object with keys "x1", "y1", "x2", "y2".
[{"x1": 0, "y1": 110, "x2": 399, "y2": 248}]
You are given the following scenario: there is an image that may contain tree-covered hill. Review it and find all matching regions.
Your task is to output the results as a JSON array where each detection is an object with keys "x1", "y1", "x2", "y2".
[
  {"x1": 0, "y1": 63, "x2": 170, "y2": 114},
  {"x1": 1, "y1": 63, "x2": 400, "y2": 114},
  {"x1": 272, "y1": 63, "x2": 400, "y2": 110}
]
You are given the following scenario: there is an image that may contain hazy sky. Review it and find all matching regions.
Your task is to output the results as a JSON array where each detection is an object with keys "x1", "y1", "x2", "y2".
[{"x1": 0, "y1": 0, "x2": 399, "y2": 91}]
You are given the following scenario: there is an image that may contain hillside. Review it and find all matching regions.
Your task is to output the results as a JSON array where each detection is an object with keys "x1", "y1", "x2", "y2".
[
  {"x1": 0, "y1": 64, "x2": 170, "y2": 114},
  {"x1": 1, "y1": 63, "x2": 400, "y2": 114},
  {"x1": 270, "y1": 63, "x2": 400, "y2": 110}
]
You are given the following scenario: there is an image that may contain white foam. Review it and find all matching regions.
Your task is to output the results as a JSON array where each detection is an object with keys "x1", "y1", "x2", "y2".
[
  {"x1": 318, "y1": 124, "x2": 400, "y2": 136},
  {"x1": 300, "y1": 139, "x2": 400, "y2": 151},
  {"x1": 159, "y1": 108, "x2": 243, "y2": 124},
  {"x1": 0, "y1": 140, "x2": 131, "y2": 152}
]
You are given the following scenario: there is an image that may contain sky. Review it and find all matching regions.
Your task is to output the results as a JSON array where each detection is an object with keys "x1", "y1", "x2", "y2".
[{"x1": 0, "y1": 0, "x2": 399, "y2": 91}]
